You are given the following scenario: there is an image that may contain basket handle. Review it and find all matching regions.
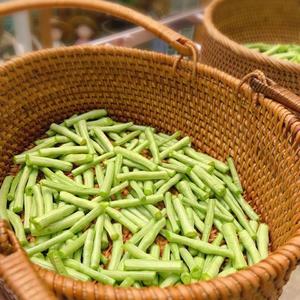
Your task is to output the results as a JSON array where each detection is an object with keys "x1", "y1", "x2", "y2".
[
  {"x1": 239, "y1": 70, "x2": 300, "y2": 114},
  {"x1": 0, "y1": 220, "x2": 57, "y2": 300},
  {"x1": 0, "y1": 0, "x2": 195, "y2": 57}
]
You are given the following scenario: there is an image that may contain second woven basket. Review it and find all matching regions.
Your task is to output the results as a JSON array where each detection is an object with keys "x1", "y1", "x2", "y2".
[{"x1": 201, "y1": 0, "x2": 300, "y2": 96}]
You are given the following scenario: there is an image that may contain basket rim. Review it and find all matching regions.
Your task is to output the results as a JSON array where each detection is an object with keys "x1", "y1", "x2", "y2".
[
  {"x1": 2, "y1": 44, "x2": 299, "y2": 137},
  {"x1": 203, "y1": 0, "x2": 300, "y2": 73},
  {"x1": 1, "y1": 44, "x2": 300, "y2": 298}
]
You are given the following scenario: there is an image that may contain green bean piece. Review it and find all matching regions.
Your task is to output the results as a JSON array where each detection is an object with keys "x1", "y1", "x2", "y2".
[
  {"x1": 65, "y1": 110, "x2": 107, "y2": 127},
  {"x1": 213, "y1": 170, "x2": 240, "y2": 196},
  {"x1": 108, "y1": 224, "x2": 123, "y2": 270},
  {"x1": 83, "y1": 228, "x2": 95, "y2": 267},
  {"x1": 249, "y1": 220, "x2": 259, "y2": 233},
  {"x1": 173, "y1": 195, "x2": 196, "y2": 238},
  {"x1": 98, "y1": 122, "x2": 133, "y2": 133},
  {"x1": 61, "y1": 154, "x2": 93, "y2": 165},
  {"x1": 74, "y1": 247, "x2": 83, "y2": 262},
  {"x1": 159, "y1": 136, "x2": 191, "y2": 159},
  {"x1": 164, "y1": 192, "x2": 180, "y2": 234},
  {"x1": 92, "y1": 128, "x2": 114, "y2": 152},
  {"x1": 170, "y1": 151, "x2": 214, "y2": 173},
  {"x1": 127, "y1": 208, "x2": 149, "y2": 224},
  {"x1": 192, "y1": 165, "x2": 225, "y2": 197},
  {"x1": 23, "y1": 195, "x2": 33, "y2": 233},
  {"x1": 222, "y1": 223, "x2": 247, "y2": 269},
  {"x1": 132, "y1": 140, "x2": 149, "y2": 153},
  {"x1": 60, "y1": 231, "x2": 89, "y2": 258},
  {"x1": 138, "y1": 218, "x2": 166, "y2": 251},
  {"x1": 119, "y1": 277, "x2": 135, "y2": 287},
  {"x1": 40, "y1": 187, "x2": 53, "y2": 214},
  {"x1": 121, "y1": 209, "x2": 146, "y2": 228},
  {"x1": 192, "y1": 211, "x2": 205, "y2": 233},
  {"x1": 143, "y1": 180, "x2": 154, "y2": 196},
  {"x1": 77, "y1": 120, "x2": 95, "y2": 154},
  {"x1": 192, "y1": 255, "x2": 204, "y2": 279},
  {"x1": 202, "y1": 199, "x2": 216, "y2": 242},
  {"x1": 101, "y1": 269, "x2": 156, "y2": 281},
  {"x1": 117, "y1": 171, "x2": 169, "y2": 182},
  {"x1": 90, "y1": 215, "x2": 105, "y2": 269},
  {"x1": 114, "y1": 146, "x2": 157, "y2": 171},
  {"x1": 95, "y1": 164, "x2": 104, "y2": 186},
  {"x1": 32, "y1": 211, "x2": 84, "y2": 236},
  {"x1": 227, "y1": 157, "x2": 243, "y2": 193},
  {"x1": 8, "y1": 171, "x2": 23, "y2": 201},
  {"x1": 188, "y1": 182, "x2": 209, "y2": 202},
  {"x1": 48, "y1": 250, "x2": 68, "y2": 276},
  {"x1": 106, "y1": 207, "x2": 138, "y2": 233},
  {"x1": 157, "y1": 174, "x2": 183, "y2": 195},
  {"x1": 164, "y1": 230, "x2": 233, "y2": 258},
  {"x1": 144, "y1": 127, "x2": 160, "y2": 164},
  {"x1": 7, "y1": 210, "x2": 27, "y2": 246},
  {"x1": 101, "y1": 229, "x2": 109, "y2": 250},
  {"x1": 41, "y1": 179, "x2": 101, "y2": 196},
  {"x1": 157, "y1": 131, "x2": 181, "y2": 147},
  {"x1": 239, "y1": 230, "x2": 261, "y2": 264},
  {"x1": 97, "y1": 160, "x2": 114, "y2": 197},
  {"x1": 83, "y1": 169, "x2": 94, "y2": 188},
  {"x1": 26, "y1": 155, "x2": 73, "y2": 172},
  {"x1": 113, "y1": 153, "x2": 123, "y2": 186},
  {"x1": 92, "y1": 181, "x2": 129, "y2": 203},
  {"x1": 71, "y1": 152, "x2": 114, "y2": 177},
  {"x1": 32, "y1": 204, "x2": 76, "y2": 229},
  {"x1": 113, "y1": 130, "x2": 141, "y2": 147},
  {"x1": 124, "y1": 259, "x2": 183, "y2": 273},
  {"x1": 202, "y1": 249, "x2": 226, "y2": 280},
  {"x1": 13, "y1": 166, "x2": 31, "y2": 213},
  {"x1": 161, "y1": 244, "x2": 170, "y2": 261},
  {"x1": 31, "y1": 256, "x2": 91, "y2": 281},
  {"x1": 223, "y1": 190, "x2": 255, "y2": 238},
  {"x1": 257, "y1": 223, "x2": 269, "y2": 259},
  {"x1": 65, "y1": 259, "x2": 115, "y2": 285},
  {"x1": 202, "y1": 233, "x2": 224, "y2": 273},
  {"x1": 109, "y1": 194, "x2": 163, "y2": 209},
  {"x1": 59, "y1": 191, "x2": 96, "y2": 210},
  {"x1": 104, "y1": 215, "x2": 119, "y2": 240},
  {"x1": 0, "y1": 176, "x2": 13, "y2": 220},
  {"x1": 70, "y1": 203, "x2": 107, "y2": 234},
  {"x1": 160, "y1": 274, "x2": 180, "y2": 287},
  {"x1": 39, "y1": 146, "x2": 89, "y2": 158},
  {"x1": 50, "y1": 123, "x2": 86, "y2": 145},
  {"x1": 123, "y1": 242, "x2": 154, "y2": 260},
  {"x1": 91, "y1": 139, "x2": 105, "y2": 155},
  {"x1": 235, "y1": 193, "x2": 259, "y2": 221},
  {"x1": 24, "y1": 169, "x2": 39, "y2": 196},
  {"x1": 27, "y1": 230, "x2": 74, "y2": 256},
  {"x1": 187, "y1": 169, "x2": 210, "y2": 193},
  {"x1": 32, "y1": 184, "x2": 44, "y2": 217},
  {"x1": 179, "y1": 247, "x2": 197, "y2": 273},
  {"x1": 129, "y1": 218, "x2": 156, "y2": 245}
]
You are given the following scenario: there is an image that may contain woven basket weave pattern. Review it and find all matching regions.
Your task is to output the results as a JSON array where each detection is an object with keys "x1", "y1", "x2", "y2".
[
  {"x1": 201, "y1": 0, "x2": 300, "y2": 96},
  {"x1": 0, "y1": 46, "x2": 299, "y2": 299}
]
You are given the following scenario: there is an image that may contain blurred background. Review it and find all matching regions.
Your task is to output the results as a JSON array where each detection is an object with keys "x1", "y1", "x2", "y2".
[{"x1": 0, "y1": 0, "x2": 211, "y2": 64}]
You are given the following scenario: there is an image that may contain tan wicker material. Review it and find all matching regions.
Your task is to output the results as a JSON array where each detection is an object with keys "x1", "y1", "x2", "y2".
[
  {"x1": 201, "y1": 0, "x2": 300, "y2": 96},
  {"x1": 0, "y1": 221, "x2": 56, "y2": 300},
  {"x1": 0, "y1": 1, "x2": 300, "y2": 300}
]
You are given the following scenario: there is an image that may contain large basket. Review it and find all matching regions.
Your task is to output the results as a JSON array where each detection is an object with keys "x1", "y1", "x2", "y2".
[
  {"x1": 200, "y1": 0, "x2": 300, "y2": 96},
  {"x1": 0, "y1": 1, "x2": 300, "y2": 299}
]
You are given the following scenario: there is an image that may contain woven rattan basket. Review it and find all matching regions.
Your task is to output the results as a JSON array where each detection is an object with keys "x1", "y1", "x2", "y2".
[
  {"x1": 0, "y1": 1, "x2": 300, "y2": 300},
  {"x1": 200, "y1": 0, "x2": 300, "y2": 96}
]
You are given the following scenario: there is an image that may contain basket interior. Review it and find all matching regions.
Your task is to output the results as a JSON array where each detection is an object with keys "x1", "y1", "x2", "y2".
[
  {"x1": 211, "y1": 0, "x2": 300, "y2": 44},
  {"x1": 0, "y1": 46, "x2": 299, "y2": 254}
]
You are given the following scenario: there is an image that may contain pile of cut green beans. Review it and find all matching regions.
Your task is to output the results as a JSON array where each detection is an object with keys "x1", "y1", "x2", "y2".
[
  {"x1": 245, "y1": 43, "x2": 300, "y2": 63},
  {"x1": 0, "y1": 109, "x2": 269, "y2": 287}
]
